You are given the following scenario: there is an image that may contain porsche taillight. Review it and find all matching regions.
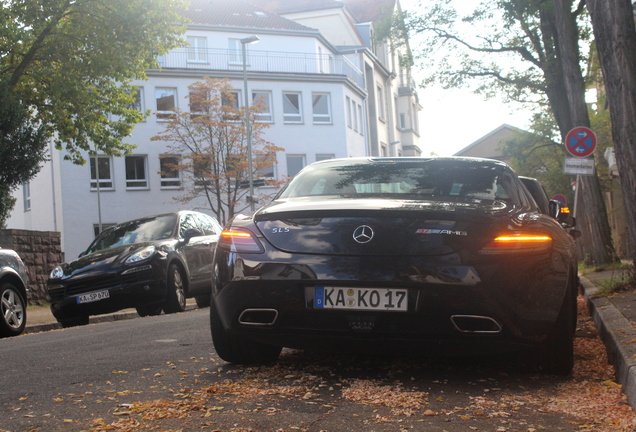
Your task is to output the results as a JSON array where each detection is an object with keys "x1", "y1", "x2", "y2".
[
  {"x1": 479, "y1": 234, "x2": 553, "y2": 254},
  {"x1": 219, "y1": 229, "x2": 264, "y2": 253}
]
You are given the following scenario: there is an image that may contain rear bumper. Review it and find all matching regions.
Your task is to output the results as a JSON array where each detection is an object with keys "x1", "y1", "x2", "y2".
[{"x1": 212, "y1": 250, "x2": 573, "y2": 353}]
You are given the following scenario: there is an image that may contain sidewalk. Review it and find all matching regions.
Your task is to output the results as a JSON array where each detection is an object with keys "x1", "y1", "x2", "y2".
[
  {"x1": 580, "y1": 267, "x2": 636, "y2": 410},
  {"x1": 24, "y1": 298, "x2": 200, "y2": 334}
]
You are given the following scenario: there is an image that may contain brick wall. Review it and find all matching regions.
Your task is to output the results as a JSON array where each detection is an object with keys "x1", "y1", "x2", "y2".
[{"x1": 0, "y1": 229, "x2": 63, "y2": 305}]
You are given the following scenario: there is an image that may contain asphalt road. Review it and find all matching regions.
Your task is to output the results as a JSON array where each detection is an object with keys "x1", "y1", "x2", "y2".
[{"x1": 0, "y1": 307, "x2": 618, "y2": 432}]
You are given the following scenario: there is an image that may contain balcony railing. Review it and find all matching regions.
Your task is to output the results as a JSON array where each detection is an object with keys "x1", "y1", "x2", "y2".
[{"x1": 156, "y1": 48, "x2": 364, "y2": 88}]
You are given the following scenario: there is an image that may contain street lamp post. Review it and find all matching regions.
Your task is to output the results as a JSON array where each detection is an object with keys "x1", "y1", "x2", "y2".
[{"x1": 241, "y1": 35, "x2": 260, "y2": 212}]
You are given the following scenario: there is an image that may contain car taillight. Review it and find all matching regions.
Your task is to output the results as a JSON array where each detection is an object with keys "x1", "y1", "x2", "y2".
[
  {"x1": 479, "y1": 234, "x2": 552, "y2": 254},
  {"x1": 219, "y1": 229, "x2": 264, "y2": 253}
]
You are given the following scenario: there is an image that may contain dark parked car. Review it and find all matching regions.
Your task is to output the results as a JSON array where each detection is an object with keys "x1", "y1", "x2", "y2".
[
  {"x1": 210, "y1": 157, "x2": 579, "y2": 374},
  {"x1": 48, "y1": 211, "x2": 222, "y2": 327},
  {"x1": 519, "y1": 176, "x2": 578, "y2": 232},
  {"x1": 0, "y1": 248, "x2": 29, "y2": 337}
]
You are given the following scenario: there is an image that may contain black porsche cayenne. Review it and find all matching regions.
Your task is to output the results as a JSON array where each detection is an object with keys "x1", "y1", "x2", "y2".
[
  {"x1": 48, "y1": 211, "x2": 221, "y2": 327},
  {"x1": 210, "y1": 157, "x2": 579, "y2": 374}
]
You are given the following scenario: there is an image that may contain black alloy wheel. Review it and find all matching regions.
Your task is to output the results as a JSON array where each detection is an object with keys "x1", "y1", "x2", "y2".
[
  {"x1": 0, "y1": 282, "x2": 26, "y2": 337},
  {"x1": 163, "y1": 263, "x2": 186, "y2": 314}
]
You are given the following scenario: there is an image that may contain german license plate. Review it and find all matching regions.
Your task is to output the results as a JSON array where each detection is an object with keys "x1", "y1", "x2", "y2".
[
  {"x1": 314, "y1": 287, "x2": 407, "y2": 311},
  {"x1": 76, "y1": 290, "x2": 110, "y2": 304}
]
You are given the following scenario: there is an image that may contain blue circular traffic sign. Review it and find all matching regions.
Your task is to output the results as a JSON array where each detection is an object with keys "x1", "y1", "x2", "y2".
[{"x1": 565, "y1": 127, "x2": 597, "y2": 158}]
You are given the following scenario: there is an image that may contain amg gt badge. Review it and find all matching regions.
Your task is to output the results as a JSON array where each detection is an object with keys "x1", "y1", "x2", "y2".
[
  {"x1": 416, "y1": 228, "x2": 467, "y2": 236},
  {"x1": 353, "y1": 225, "x2": 374, "y2": 243}
]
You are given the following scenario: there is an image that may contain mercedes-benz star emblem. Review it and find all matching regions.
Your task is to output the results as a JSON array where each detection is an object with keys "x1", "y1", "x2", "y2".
[{"x1": 353, "y1": 225, "x2": 374, "y2": 244}]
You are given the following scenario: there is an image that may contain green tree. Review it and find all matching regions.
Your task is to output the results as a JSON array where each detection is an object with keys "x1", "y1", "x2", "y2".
[
  {"x1": 0, "y1": 81, "x2": 48, "y2": 227},
  {"x1": 153, "y1": 78, "x2": 284, "y2": 224},
  {"x1": 405, "y1": 0, "x2": 617, "y2": 265},
  {"x1": 0, "y1": 0, "x2": 186, "y2": 165}
]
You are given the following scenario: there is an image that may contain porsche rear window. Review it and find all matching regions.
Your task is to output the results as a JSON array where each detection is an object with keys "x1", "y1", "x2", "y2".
[{"x1": 279, "y1": 160, "x2": 519, "y2": 204}]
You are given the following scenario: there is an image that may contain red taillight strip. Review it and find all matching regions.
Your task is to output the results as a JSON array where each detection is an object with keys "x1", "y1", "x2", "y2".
[
  {"x1": 480, "y1": 234, "x2": 552, "y2": 254},
  {"x1": 219, "y1": 229, "x2": 264, "y2": 253}
]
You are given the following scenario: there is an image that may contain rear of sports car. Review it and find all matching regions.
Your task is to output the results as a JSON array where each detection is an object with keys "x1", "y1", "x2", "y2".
[{"x1": 210, "y1": 157, "x2": 578, "y2": 374}]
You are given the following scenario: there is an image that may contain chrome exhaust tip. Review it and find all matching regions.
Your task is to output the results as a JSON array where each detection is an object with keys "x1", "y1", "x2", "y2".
[
  {"x1": 238, "y1": 309, "x2": 278, "y2": 326},
  {"x1": 451, "y1": 315, "x2": 502, "y2": 334}
]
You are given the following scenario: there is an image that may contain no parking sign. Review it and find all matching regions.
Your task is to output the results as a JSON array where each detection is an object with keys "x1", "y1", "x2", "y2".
[{"x1": 565, "y1": 127, "x2": 597, "y2": 158}]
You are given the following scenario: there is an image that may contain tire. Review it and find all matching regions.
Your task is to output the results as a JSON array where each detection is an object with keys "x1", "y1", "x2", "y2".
[
  {"x1": 541, "y1": 276, "x2": 576, "y2": 375},
  {"x1": 209, "y1": 297, "x2": 281, "y2": 365},
  {"x1": 163, "y1": 263, "x2": 186, "y2": 314},
  {"x1": 136, "y1": 303, "x2": 163, "y2": 317},
  {"x1": 59, "y1": 315, "x2": 90, "y2": 328},
  {"x1": 0, "y1": 282, "x2": 27, "y2": 337},
  {"x1": 195, "y1": 294, "x2": 211, "y2": 309}
]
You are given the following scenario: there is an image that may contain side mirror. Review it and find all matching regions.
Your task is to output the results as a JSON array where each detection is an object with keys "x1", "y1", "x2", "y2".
[
  {"x1": 548, "y1": 200, "x2": 560, "y2": 219},
  {"x1": 182, "y1": 228, "x2": 204, "y2": 244}
]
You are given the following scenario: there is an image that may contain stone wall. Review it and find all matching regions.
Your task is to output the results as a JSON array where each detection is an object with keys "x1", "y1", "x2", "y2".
[{"x1": 0, "y1": 229, "x2": 63, "y2": 305}]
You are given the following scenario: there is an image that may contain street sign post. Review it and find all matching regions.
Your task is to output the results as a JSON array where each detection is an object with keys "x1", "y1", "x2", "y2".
[
  {"x1": 565, "y1": 126, "x2": 597, "y2": 157},
  {"x1": 563, "y1": 157, "x2": 595, "y2": 175}
]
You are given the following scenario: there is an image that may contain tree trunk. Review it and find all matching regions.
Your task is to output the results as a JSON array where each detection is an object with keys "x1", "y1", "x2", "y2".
[
  {"x1": 587, "y1": 0, "x2": 636, "y2": 261},
  {"x1": 552, "y1": 0, "x2": 618, "y2": 265}
]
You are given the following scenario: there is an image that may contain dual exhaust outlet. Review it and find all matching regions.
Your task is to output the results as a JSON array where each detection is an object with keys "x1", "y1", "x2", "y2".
[{"x1": 237, "y1": 309, "x2": 502, "y2": 334}]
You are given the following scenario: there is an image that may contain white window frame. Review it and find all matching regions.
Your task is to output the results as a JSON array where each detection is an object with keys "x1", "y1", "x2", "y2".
[
  {"x1": 90, "y1": 156, "x2": 114, "y2": 190},
  {"x1": 229, "y1": 39, "x2": 242, "y2": 64},
  {"x1": 346, "y1": 96, "x2": 352, "y2": 128},
  {"x1": 312, "y1": 92, "x2": 331, "y2": 124},
  {"x1": 252, "y1": 91, "x2": 273, "y2": 122},
  {"x1": 286, "y1": 154, "x2": 306, "y2": 177},
  {"x1": 377, "y1": 84, "x2": 385, "y2": 120},
  {"x1": 127, "y1": 86, "x2": 144, "y2": 113},
  {"x1": 23, "y1": 182, "x2": 31, "y2": 211},
  {"x1": 352, "y1": 98, "x2": 358, "y2": 132},
  {"x1": 125, "y1": 155, "x2": 149, "y2": 190},
  {"x1": 160, "y1": 155, "x2": 182, "y2": 189},
  {"x1": 357, "y1": 104, "x2": 363, "y2": 134},
  {"x1": 316, "y1": 154, "x2": 334, "y2": 162},
  {"x1": 155, "y1": 87, "x2": 177, "y2": 121},
  {"x1": 187, "y1": 36, "x2": 208, "y2": 63},
  {"x1": 283, "y1": 92, "x2": 303, "y2": 124},
  {"x1": 222, "y1": 89, "x2": 241, "y2": 122}
]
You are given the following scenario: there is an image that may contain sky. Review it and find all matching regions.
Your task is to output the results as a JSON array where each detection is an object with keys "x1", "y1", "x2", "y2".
[{"x1": 399, "y1": 0, "x2": 535, "y2": 157}]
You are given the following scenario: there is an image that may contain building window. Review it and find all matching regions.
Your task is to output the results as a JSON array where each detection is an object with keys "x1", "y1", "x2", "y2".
[
  {"x1": 376, "y1": 85, "x2": 385, "y2": 120},
  {"x1": 316, "y1": 154, "x2": 334, "y2": 162},
  {"x1": 90, "y1": 156, "x2": 114, "y2": 190},
  {"x1": 125, "y1": 155, "x2": 148, "y2": 189},
  {"x1": 352, "y1": 99, "x2": 358, "y2": 132},
  {"x1": 228, "y1": 39, "x2": 241, "y2": 64},
  {"x1": 255, "y1": 153, "x2": 276, "y2": 178},
  {"x1": 346, "y1": 96, "x2": 352, "y2": 128},
  {"x1": 312, "y1": 93, "x2": 331, "y2": 124},
  {"x1": 127, "y1": 87, "x2": 144, "y2": 112},
  {"x1": 160, "y1": 155, "x2": 181, "y2": 188},
  {"x1": 357, "y1": 104, "x2": 363, "y2": 134},
  {"x1": 400, "y1": 113, "x2": 406, "y2": 130},
  {"x1": 286, "y1": 154, "x2": 306, "y2": 177},
  {"x1": 252, "y1": 91, "x2": 273, "y2": 122},
  {"x1": 156, "y1": 87, "x2": 177, "y2": 120},
  {"x1": 221, "y1": 90, "x2": 241, "y2": 121},
  {"x1": 381, "y1": 143, "x2": 388, "y2": 157},
  {"x1": 23, "y1": 182, "x2": 30, "y2": 211},
  {"x1": 283, "y1": 92, "x2": 302, "y2": 123},
  {"x1": 187, "y1": 36, "x2": 208, "y2": 63}
]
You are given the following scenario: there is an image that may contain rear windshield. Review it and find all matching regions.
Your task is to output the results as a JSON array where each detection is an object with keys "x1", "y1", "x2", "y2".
[{"x1": 279, "y1": 159, "x2": 518, "y2": 204}]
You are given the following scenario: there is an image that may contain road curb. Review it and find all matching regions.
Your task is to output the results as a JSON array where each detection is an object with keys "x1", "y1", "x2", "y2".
[
  {"x1": 23, "y1": 305, "x2": 199, "y2": 335},
  {"x1": 580, "y1": 274, "x2": 636, "y2": 410}
]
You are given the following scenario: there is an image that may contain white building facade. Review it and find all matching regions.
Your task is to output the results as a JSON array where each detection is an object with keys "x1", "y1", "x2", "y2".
[{"x1": 7, "y1": 0, "x2": 420, "y2": 260}]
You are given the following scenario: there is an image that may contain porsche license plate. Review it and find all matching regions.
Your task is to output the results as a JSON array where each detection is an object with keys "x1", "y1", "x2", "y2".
[
  {"x1": 314, "y1": 287, "x2": 407, "y2": 311},
  {"x1": 76, "y1": 290, "x2": 110, "y2": 304}
]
